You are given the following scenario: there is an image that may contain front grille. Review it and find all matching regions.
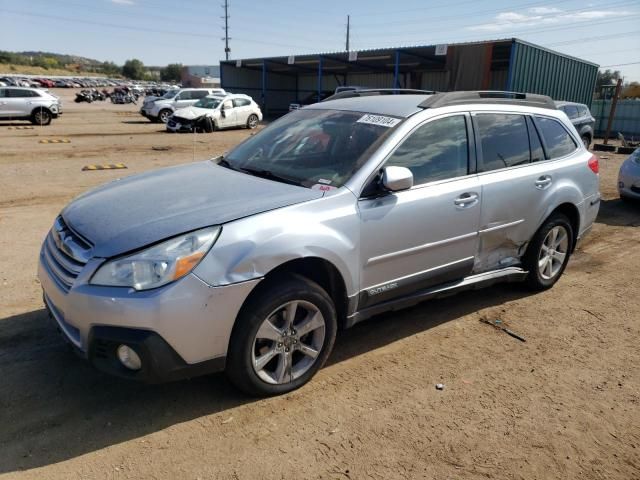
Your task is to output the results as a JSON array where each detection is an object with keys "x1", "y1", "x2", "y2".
[
  {"x1": 42, "y1": 217, "x2": 91, "y2": 292},
  {"x1": 171, "y1": 116, "x2": 191, "y2": 124}
]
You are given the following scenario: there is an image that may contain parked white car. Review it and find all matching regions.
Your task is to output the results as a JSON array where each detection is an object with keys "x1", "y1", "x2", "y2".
[
  {"x1": 166, "y1": 94, "x2": 262, "y2": 133},
  {"x1": 140, "y1": 88, "x2": 226, "y2": 123},
  {"x1": 0, "y1": 87, "x2": 61, "y2": 125}
]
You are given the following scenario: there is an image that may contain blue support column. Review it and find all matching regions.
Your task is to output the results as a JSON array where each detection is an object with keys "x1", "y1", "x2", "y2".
[
  {"x1": 393, "y1": 50, "x2": 400, "y2": 90},
  {"x1": 261, "y1": 59, "x2": 267, "y2": 113},
  {"x1": 317, "y1": 56, "x2": 323, "y2": 99}
]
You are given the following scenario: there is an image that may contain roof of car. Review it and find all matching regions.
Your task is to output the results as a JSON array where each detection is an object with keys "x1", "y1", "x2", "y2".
[
  {"x1": 555, "y1": 100, "x2": 587, "y2": 107},
  {"x1": 307, "y1": 94, "x2": 431, "y2": 118}
]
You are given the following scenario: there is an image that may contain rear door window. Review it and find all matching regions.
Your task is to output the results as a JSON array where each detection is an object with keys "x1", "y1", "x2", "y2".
[
  {"x1": 385, "y1": 115, "x2": 469, "y2": 184},
  {"x1": 475, "y1": 113, "x2": 531, "y2": 172},
  {"x1": 191, "y1": 91, "x2": 209, "y2": 99},
  {"x1": 233, "y1": 98, "x2": 251, "y2": 107},
  {"x1": 535, "y1": 116, "x2": 578, "y2": 158},
  {"x1": 578, "y1": 106, "x2": 591, "y2": 117}
]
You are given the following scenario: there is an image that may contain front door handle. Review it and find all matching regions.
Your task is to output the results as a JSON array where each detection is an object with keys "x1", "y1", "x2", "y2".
[
  {"x1": 535, "y1": 175, "x2": 552, "y2": 189},
  {"x1": 454, "y1": 192, "x2": 479, "y2": 208}
]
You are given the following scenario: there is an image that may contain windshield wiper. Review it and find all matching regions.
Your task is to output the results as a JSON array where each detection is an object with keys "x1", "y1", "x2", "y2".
[
  {"x1": 216, "y1": 157, "x2": 239, "y2": 171},
  {"x1": 239, "y1": 167, "x2": 304, "y2": 187}
]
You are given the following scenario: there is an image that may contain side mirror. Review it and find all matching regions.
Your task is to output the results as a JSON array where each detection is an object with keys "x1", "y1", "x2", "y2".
[{"x1": 381, "y1": 166, "x2": 413, "y2": 192}]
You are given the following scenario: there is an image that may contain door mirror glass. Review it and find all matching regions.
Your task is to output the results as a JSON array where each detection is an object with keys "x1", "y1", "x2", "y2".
[{"x1": 382, "y1": 166, "x2": 413, "y2": 192}]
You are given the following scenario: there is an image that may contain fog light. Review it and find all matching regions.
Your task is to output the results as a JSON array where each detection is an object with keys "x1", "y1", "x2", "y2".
[{"x1": 117, "y1": 344, "x2": 142, "y2": 371}]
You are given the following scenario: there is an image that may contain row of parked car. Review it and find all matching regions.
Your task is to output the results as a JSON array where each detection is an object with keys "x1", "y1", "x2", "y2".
[{"x1": 0, "y1": 75, "x2": 179, "y2": 93}]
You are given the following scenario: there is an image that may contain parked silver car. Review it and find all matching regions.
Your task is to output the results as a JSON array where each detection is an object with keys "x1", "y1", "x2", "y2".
[
  {"x1": 555, "y1": 101, "x2": 595, "y2": 149},
  {"x1": 618, "y1": 147, "x2": 640, "y2": 201},
  {"x1": 0, "y1": 87, "x2": 61, "y2": 125},
  {"x1": 39, "y1": 91, "x2": 600, "y2": 396},
  {"x1": 140, "y1": 88, "x2": 226, "y2": 123}
]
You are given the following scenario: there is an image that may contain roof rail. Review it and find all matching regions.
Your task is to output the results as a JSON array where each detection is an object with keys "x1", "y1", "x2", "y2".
[
  {"x1": 324, "y1": 88, "x2": 437, "y2": 102},
  {"x1": 418, "y1": 91, "x2": 556, "y2": 110}
]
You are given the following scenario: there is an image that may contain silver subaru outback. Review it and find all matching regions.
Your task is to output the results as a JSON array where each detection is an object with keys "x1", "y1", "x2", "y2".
[{"x1": 39, "y1": 90, "x2": 600, "y2": 396}]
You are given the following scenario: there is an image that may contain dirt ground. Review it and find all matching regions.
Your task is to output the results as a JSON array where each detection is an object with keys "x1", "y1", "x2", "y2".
[{"x1": 0, "y1": 89, "x2": 639, "y2": 480}]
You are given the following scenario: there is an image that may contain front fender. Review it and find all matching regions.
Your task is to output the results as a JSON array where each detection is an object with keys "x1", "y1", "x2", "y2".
[{"x1": 193, "y1": 190, "x2": 360, "y2": 297}]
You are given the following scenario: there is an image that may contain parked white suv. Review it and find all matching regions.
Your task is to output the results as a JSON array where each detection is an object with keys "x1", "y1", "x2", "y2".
[
  {"x1": 0, "y1": 87, "x2": 61, "y2": 125},
  {"x1": 166, "y1": 93, "x2": 262, "y2": 133},
  {"x1": 140, "y1": 88, "x2": 226, "y2": 123}
]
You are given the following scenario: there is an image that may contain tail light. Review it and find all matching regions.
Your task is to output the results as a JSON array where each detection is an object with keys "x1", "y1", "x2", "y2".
[{"x1": 588, "y1": 154, "x2": 599, "y2": 174}]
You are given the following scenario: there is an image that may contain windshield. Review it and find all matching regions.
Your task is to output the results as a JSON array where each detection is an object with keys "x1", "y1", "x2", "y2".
[
  {"x1": 161, "y1": 90, "x2": 178, "y2": 99},
  {"x1": 194, "y1": 97, "x2": 222, "y2": 109},
  {"x1": 223, "y1": 109, "x2": 399, "y2": 188}
]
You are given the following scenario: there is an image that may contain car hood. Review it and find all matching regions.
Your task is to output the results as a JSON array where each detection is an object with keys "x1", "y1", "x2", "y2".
[
  {"x1": 173, "y1": 106, "x2": 216, "y2": 120},
  {"x1": 62, "y1": 161, "x2": 323, "y2": 258}
]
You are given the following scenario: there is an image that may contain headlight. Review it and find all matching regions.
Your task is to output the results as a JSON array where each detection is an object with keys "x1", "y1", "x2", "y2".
[{"x1": 90, "y1": 226, "x2": 220, "y2": 290}]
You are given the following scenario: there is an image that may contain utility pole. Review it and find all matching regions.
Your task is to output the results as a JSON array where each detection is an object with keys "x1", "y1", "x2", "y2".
[
  {"x1": 222, "y1": 0, "x2": 231, "y2": 60},
  {"x1": 346, "y1": 15, "x2": 350, "y2": 52},
  {"x1": 603, "y1": 78, "x2": 623, "y2": 145}
]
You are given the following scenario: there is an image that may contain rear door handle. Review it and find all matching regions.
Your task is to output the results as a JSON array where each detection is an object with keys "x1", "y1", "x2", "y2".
[
  {"x1": 454, "y1": 192, "x2": 479, "y2": 208},
  {"x1": 535, "y1": 175, "x2": 552, "y2": 189}
]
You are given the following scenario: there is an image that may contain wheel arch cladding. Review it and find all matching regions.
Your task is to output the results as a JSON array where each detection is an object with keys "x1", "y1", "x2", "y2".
[
  {"x1": 238, "y1": 257, "x2": 349, "y2": 328},
  {"x1": 548, "y1": 203, "x2": 580, "y2": 251}
]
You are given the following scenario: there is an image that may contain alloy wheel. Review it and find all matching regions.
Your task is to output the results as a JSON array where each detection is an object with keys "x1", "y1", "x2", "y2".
[
  {"x1": 251, "y1": 300, "x2": 326, "y2": 385},
  {"x1": 538, "y1": 225, "x2": 569, "y2": 280}
]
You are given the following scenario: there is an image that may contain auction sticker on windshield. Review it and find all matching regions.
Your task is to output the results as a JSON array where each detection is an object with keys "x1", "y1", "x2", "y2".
[{"x1": 357, "y1": 114, "x2": 401, "y2": 128}]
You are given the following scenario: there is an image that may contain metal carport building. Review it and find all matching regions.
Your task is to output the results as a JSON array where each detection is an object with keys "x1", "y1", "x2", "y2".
[{"x1": 220, "y1": 38, "x2": 598, "y2": 118}]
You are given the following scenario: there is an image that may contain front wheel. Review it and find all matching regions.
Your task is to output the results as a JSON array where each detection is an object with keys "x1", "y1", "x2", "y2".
[
  {"x1": 582, "y1": 135, "x2": 591, "y2": 150},
  {"x1": 31, "y1": 108, "x2": 52, "y2": 125},
  {"x1": 226, "y1": 276, "x2": 337, "y2": 396},
  {"x1": 523, "y1": 213, "x2": 573, "y2": 291},
  {"x1": 246, "y1": 114, "x2": 259, "y2": 129},
  {"x1": 158, "y1": 109, "x2": 172, "y2": 124}
]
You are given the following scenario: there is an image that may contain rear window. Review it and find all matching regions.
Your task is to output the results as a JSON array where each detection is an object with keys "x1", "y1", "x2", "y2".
[
  {"x1": 535, "y1": 117, "x2": 578, "y2": 158},
  {"x1": 561, "y1": 105, "x2": 579, "y2": 119}
]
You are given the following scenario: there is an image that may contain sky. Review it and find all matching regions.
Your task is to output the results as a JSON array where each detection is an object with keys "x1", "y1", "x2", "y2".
[{"x1": 0, "y1": 0, "x2": 639, "y2": 81}]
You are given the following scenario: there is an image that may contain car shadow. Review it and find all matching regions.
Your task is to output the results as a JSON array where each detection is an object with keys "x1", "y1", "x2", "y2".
[
  {"x1": 596, "y1": 198, "x2": 640, "y2": 227},
  {"x1": 0, "y1": 283, "x2": 531, "y2": 473},
  {"x1": 120, "y1": 121, "x2": 154, "y2": 125}
]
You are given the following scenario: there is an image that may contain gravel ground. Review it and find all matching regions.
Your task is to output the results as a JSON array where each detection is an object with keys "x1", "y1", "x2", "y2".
[{"x1": 0, "y1": 90, "x2": 638, "y2": 479}]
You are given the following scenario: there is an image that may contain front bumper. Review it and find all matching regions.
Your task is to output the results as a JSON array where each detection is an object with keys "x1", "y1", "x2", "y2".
[{"x1": 39, "y1": 246, "x2": 261, "y2": 381}]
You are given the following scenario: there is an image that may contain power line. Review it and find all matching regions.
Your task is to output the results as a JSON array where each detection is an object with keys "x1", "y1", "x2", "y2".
[
  {"x1": 546, "y1": 30, "x2": 640, "y2": 46},
  {"x1": 600, "y1": 61, "x2": 640, "y2": 67}
]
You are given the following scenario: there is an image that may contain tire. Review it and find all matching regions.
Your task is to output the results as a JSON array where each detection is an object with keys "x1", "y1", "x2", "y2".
[
  {"x1": 31, "y1": 108, "x2": 52, "y2": 126},
  {"x1": 582, "y1": 135, "x2": 591, "y2": 150},
  {"x1": 226, "y1": 275, "x2": 337, "y2": 397},
  {"x1": 246, "y1": 114, "x2": 259, "y2": 129},
  {"x1": 158, "y1": 109, "x2": 172, "y2": 124},
  {"x1": 522, "y1": 213, "x2": 573, "y2": 291},
  {"x1": 202, "y1": 116, "x2": 214, "y2": 133}
]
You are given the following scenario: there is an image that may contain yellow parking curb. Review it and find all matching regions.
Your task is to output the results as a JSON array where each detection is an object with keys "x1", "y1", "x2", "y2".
[
  {"x1": 39, "y1": 139, "x2": 71, "y2": 144},
  {"x1": 82, "y1": 163, "x2": 127, "y2": 171}
]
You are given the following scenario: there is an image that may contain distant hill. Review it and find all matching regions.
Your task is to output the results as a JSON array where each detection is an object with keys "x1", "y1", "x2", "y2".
[{"x1": 0, "y1": 50, "x2": 120, "y2": 75}]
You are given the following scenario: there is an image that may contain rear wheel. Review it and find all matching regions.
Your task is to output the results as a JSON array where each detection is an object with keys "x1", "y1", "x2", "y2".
[
  {"x1": 31, "y1": 108, "x2": 52, "y2": 126},
  {"x1": 246, "y1": 114, "x2": 259, "y2": 129},
  {"x1": 226, "y1": 276, "x2": 337, "y2": 396},
  {"x1": 523, "y1": 213, "x2": 573, "y2": 291}
]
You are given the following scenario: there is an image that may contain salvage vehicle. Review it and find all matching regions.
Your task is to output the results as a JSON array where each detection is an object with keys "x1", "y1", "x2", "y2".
[
  {"x1": 39, "y1": 90, "x2": 600, "y2": 396},
  {"x1": 0, "y1": 87, "x2": 61, "y2": 125},
  {"x1": 166, "y1": 93, "x2": 262, "y2": 133},
  {"x1": 141, "y1": 88, "x2": 225, "y2": 123},
  {"x1": 555, "y1": 101, "x2": 595, "y2": 149},
  {"x1": 618, "y1": 147, "x2": 640, "y2": 202}
]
